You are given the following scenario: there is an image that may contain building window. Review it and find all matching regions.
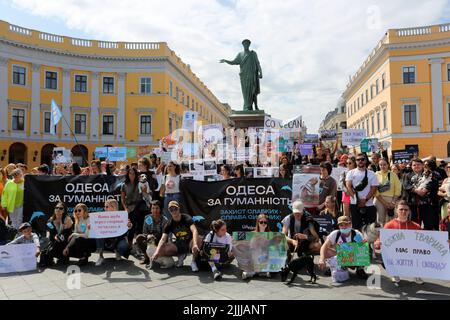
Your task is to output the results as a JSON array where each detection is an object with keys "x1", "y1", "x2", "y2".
[
  {"x1": 366, "y1": 118, "x2": 369, "y2": 136},
  {"x1": 357, "y1": 97, "x2": 360, "y2": 110},
  {"x1": 75, "y1": 114, "x2": 86, "y2": 134},
  {"x1": 169, "y1": 117, "x2": 173, "y2": 133},
  {"x1": 370, "y1": 86, "x2": 374, "y2": 99},
  {"x1": 403, "y1": 66, "x2": 416, "y2": 84},
  {"x1": 362, "y1": 121, "x2": 365, "y2": 130},
  {"x1": 375, "y1": 79, "x2": 379, "y2": 95},
  {"x1": 102, "y1": 115, "x2": 114, "y2": 135},
  {"x1": 181, "y1": 92, "x2": 185, "y2": 105},
  {"x1": 169, "y1": 81, "x2": 173, "y2": 97},
  {"x1": 140, "y1": 77, "x2": 151, "y2": 94},
  {"x1": 187, "y1": 96, "x2": 190, "y2": 108},
  {"x1": 12, "y1": 66, "x2": 26, "y2": 85},
  {"x1": 371, "y1": 115, "x2": 375, "y2": 135},
  {"x1": 376, "y1": 112, "x2": 380, "y2": 132},
  {"x1": 45, "y1": 71, "x2": 58, "y2": 90},
  {"x1": 176, "y1": 87, "x2": 179, "y2": 101},
  {"x1": 448, "y1": 103, "x2": 450, "y2": 124},
  {"x1": 365, "y1": 89, "x2": 368, "y2": 103},
  {"x1": 175, "y1": 118, "x2": 179, "y2": 130},
  {"x1": 448, "y1": 65, "x2": 450, "y2": 81},
  {"x1": 382, "y1": 73, "x2": 385, "y2": 89},
  {"x1": 404, "y1": 104, "x2": 417, "y2": 126},
  {"x1": 103, "y1": 77, "x2": 114, "y2": 94},
  {"x1": 383, "y1": 109, "x2": 387, "y2": 130},
  {"x1": 12, "y1": 108, "x2": 25, "y2": 131},
  {"x1": 192, "y1": 99, "x2": 195, "y2": 111},
  {"x1": 361, "y1": 94, "x2": 364, "y2": 106},
  {"x1": 140, "y1": 115, "x2": 152, "y2": 135},
  {"x1": 75, "y1": 75, "x2": 87, "y2": 92}
]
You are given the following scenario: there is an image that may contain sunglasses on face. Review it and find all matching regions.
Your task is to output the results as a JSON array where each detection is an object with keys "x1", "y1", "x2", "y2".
[
  {"x1": 55, "y1": 206, "x2": 64, "y2": 210},
  {"x1": 259, "y1": 221, "x2": 268, "y2": 224},
  {"x1": 75, "y1": 209, "x2": 83, "y2": 213},
  {"x1": 356, "y1": 158, "x2": 365, "y2": 162}
]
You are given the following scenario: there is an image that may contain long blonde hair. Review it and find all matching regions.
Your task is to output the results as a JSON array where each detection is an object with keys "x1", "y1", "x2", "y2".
[
  {"x1": 255, "y1": 214, "x2": 271, "y2": 232},
  {"x1": 73, "y1": 203, "x2": 89, "y2": 225}
]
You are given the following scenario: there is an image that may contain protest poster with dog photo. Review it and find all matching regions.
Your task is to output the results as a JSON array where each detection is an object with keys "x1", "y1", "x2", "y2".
[{"x1": 292, "y1": 165, "x2": 321, "y2": 208}]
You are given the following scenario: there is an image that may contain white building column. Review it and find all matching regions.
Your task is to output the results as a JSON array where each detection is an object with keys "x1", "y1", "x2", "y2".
[
  {"x1": 117, "y1": 72, "x2": 126, "y2": 140},
  {"x1": 0, "y1": 57, "x2": 8, "y2": 135},
  {"x1": 30, "y1": 63, "x2": 41, "y2": 136},
  {"x1": 429, "y1": 58, "x2": 444, "y2": 132},
  {"x1": 90, "y1": 72, "x2": 99, "y2": 140},
  {"x1": 62, "y1": 68, "x2": 71, "y2": 138}
]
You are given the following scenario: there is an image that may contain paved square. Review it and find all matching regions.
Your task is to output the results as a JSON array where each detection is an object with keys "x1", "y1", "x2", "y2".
[{"x1": 1, "y1": 253, "x2": 449, "y2": 300}]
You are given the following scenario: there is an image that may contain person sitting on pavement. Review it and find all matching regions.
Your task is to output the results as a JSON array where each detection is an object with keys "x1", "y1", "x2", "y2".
[
  {"x1": 201, "y1": 219, "x2": 234, "y2": 281},
  {"x1": 282, "y1": 200, "x2": 321, "y2": 263},
  {"x1": 7, "y1": 222, "x2": 41, "y2": 258},
  {"x1": 62, "y1": 203, "x2": 96, "y2": 266},
  {"x1": 44, "y1": 202, "x2": 73, "y2": 265},
  {"x1": 135, "y1": 200, "x2": 169, "y2": 266},
  {"x1": 373, "y1": 200, "x2": 424, "y2": 285},
  {"x1": 95, "y1": 199, "x2": 133, "y2": 266},
  {"x1": 150, "y1": 200, "x2": 202, "y2": 272},
  {"x1": 318, "y1": 216, "x2": 368, "y2": 286}
]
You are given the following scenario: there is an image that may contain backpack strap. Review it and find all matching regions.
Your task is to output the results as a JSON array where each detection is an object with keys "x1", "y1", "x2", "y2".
[
  {"x1": 289, "y1": 213, "x2": 295, "y2": 239},
  {"x1": 335, "y1": 230, "x2": 341, "y2": 244},
  {"x1": 350, "y1": 229, "x2": 356, "y2": 242}
]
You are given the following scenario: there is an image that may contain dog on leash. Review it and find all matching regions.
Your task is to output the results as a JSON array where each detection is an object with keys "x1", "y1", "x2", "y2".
[
  {"x1": 361, "y1": 222, "x2": 382, "y2": 259},
  {"x1": 138, "y1": 174, "x2": 152, "y2": 208},
  {"x1": 280, "y1": 255, "x2": 317, "y2": 285},
  {"x1": 145, "y1": 235, "x2": 175, "y2": 269}
]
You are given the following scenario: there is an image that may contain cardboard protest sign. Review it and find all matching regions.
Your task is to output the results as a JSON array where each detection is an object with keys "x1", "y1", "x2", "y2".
[
  {"x1": 292, "y1": 166, "x2": 321, "y2": 208},
  {"x1": 95, "y1": 147, "x2": 108, "y2": 159},
  {"x1": 254, "y1": 167, "x2": 280, "y2": 178},
  {"x1": 232, "y1": 232, "x2": 287, "y2": 272},
  {"x1": 380, "y1": 229, "x2": 450, "y2": 280},
  {"x1": 342, "y1": 129, "x2": 366, "y2": 146},
  {"x1": 314, "y1": 215, "x2": 335, "y2": 234},
  {"x1": 107, "y1": 147, "x2": 127, "y2": 161},
  {"x1": 126, "y1": 147, "x2": 137, "y2": 159},
  {"x1": 336, "y1": 242, "x2": 370, "y2": 267},
  {"x1": 201, "y1": 124, "x2": 223, "y2": 160},
  {"x1": 303, "y1": 134, "x2": 319, "y2": 144},
  {"x1": 182, "y1": 111, "x2": 198, "y2": 132},
  {"x1": 0, "y1": 244, "x2": 37, "y2": 273},
  {"x1": 89, "y1": 211, "x2": 128, "y2": 239},
  {"x1": 53, "y1": 147, "x2": 72, "y2": 164},
  {"x1": 360, "y1": 138, "x2": 379, "y2": 153},
  {"x1": 299, "y1": 144, "x2": 313, "y2": 156},
  {"x1": 264, "y1": 115, "x2": 302, "y2": 133}
]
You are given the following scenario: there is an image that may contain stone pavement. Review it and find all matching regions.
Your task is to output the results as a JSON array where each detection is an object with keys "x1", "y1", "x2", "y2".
[{"x1": 0, "y1": 253, "x2": 449, "y2": 300}]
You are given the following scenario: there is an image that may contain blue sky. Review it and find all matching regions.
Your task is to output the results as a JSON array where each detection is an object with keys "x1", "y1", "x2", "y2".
[{"x1": 1, "y1": 0, "x2": 449, "y2": 133}]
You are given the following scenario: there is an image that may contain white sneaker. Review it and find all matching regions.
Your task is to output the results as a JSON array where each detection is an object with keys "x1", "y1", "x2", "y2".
[
  {"x1": 414, "y1": 277, "x2": 424, "y2": 285},
  {"x1": 95, "y1": 257, "x2": 104, "y2": 267},
  {"x1": 242, "y1": 271, "x2": 249, "y2": 280},
  {"x1": 115, "y1": 251, "x2": 122, "y2": 261},
  {"x1": 176, "y1": 254, "x2": 187, "y2": 267},
  {"x1": 391, "y1": 276, "x2": 400, "y2": 283},
  {"x1": 331, "y1": 281, "x2": 343, "y2": 287},
  {"x1": 191, "y1": 261, "x2": 199, "y2": 272}
]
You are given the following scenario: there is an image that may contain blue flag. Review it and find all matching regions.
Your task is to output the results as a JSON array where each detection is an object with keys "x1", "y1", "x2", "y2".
[{"x1": 50, "y1": 99, "x2": 62, "y2": 135}]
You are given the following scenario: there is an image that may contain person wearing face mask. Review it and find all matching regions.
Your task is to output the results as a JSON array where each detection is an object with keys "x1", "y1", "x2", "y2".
[{"x1": 318, "y1": 216, "x2": 368, "y2": 286}]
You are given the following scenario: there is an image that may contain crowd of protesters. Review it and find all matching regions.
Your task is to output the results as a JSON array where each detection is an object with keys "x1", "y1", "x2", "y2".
[{"x1": 1, "y1": 141, "x2": 450, "y2": 285}]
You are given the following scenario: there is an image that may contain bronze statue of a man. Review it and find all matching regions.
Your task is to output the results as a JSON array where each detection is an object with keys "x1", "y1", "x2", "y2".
[{"x1": 220, "y1": 39, "x2": 263, "y2": 111}]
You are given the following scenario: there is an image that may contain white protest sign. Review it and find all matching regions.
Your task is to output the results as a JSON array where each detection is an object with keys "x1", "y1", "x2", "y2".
[
  {"x1": 89, "y1": 211, "x2": 128, "y2": 239},
  {"x1": 182, "y1": 111, "x2": 198, "y2": 132},
  {"x1": 0, "y1": 244, "x2": 37, "y2": 273},
  {"x1": 381, "y1": 229, "x2": 450, "y2": 280},
  {"x1": 342, "y1": 129, "x2": 366, "y2": 146},
  {"x1": 264, "y1": 115, "x2": 302, "y2": 133}
]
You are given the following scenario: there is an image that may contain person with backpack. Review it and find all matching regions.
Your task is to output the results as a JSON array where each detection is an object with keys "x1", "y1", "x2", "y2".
[
  {"x1": 200, "y1": 219, "x2": 234, "y2": 281},
  {"x1": 318, "y1": 216, "x2": 368, "y2": 286},
  {"x1": 345, "y1": 153, "x2": 379, "y2": 230},
  {"x1": 281, "y1": 200, "x2": 321, "y2": 263},
  {"x1": 374, "y1": 158, "x2": 402, "y2": 226}
]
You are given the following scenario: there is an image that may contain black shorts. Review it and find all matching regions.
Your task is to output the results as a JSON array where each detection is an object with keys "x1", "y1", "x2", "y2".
[{"x1": 174, "y1": 240, "x2": 190, "y2": 255}]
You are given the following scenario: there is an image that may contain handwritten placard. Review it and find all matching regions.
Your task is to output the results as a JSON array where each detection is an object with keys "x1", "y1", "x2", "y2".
[{"x1": 89, "y1": 211, "x2": 128, "y2": 239}]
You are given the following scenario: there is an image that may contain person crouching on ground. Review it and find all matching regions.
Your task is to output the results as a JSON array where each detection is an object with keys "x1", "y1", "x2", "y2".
[
  {"x1": 318, "y1": 216, "x2": 368, "y2": 286},
  {"x1": 95, "y1": 199, "x2": 133, "y2": 266},
  {"x1": 151, "y1": 200, "x2": 202, "y2": 272},
  {"x1": 7, "y1": 222, "x2": 40, "y2": 258},
  {"x1": 202, "y1": 219, "x2": 234, "y2": 281}
]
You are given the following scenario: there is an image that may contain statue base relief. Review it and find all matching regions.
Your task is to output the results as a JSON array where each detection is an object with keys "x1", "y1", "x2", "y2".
[{"x1": 229, "y1": 109, "x2": 270, "y2": 129}]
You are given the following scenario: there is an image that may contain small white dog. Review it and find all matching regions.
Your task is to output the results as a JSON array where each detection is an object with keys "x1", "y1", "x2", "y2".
[
  {"x1": 362, "y1": 222, "x2": 382, "y2": 259},
  {"x1": 138, "y1": 174, "x2": 152, "y2": 208},
  {"x1": 146, "y1": 235, "x2": 175, "y2": 269}
]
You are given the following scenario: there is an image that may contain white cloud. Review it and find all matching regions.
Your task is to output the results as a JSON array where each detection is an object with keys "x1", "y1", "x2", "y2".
[{"x1": 8, "y1": 0, "x2": 449, "y2": 132}]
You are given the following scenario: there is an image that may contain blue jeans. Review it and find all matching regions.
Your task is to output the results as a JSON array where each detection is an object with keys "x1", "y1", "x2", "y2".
[
  {"x1": 96, "y1": 238, "x2": 130, "y2": 258},
  {"x1": 163, "y1": 193, "x2": 184, "y2": 220}
]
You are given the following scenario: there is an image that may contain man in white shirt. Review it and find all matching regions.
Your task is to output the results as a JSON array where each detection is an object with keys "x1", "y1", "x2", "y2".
[{"x1": 345, "y1": 153, "x2": 379, "y2": 230}]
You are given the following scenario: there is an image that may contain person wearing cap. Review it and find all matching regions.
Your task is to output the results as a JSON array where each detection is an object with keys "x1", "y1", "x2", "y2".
[
  {"x1": 281, "y1": 200, "x2": 321, "y2": 262},
  {"x1": 7, "y1": 222, "x2": 41, "y2": 257},
  {"x1": 151, "y1": 200, "x2": 202, "y2": 272},
  {"x1": 318, "y1": 216, "x2": 368, "y2": 285}
]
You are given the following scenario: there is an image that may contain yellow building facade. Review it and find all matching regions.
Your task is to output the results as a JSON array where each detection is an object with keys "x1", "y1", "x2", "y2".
[
  {"x1": 0, "y1": 20, "x2": 232, "y2": 167},
  {"x1": 343, "y1": 23, "x2": 450, "y2": 159}
]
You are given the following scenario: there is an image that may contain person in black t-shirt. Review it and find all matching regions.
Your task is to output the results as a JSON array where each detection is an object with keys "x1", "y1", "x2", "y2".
[{"x1": 151, "y1": 200, "x2": 202, "y2": 272}]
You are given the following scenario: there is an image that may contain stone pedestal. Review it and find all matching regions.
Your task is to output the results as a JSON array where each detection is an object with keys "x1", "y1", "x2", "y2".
[{"x1": 229, "y1": 110, "x2": 270, "y2": 129}]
